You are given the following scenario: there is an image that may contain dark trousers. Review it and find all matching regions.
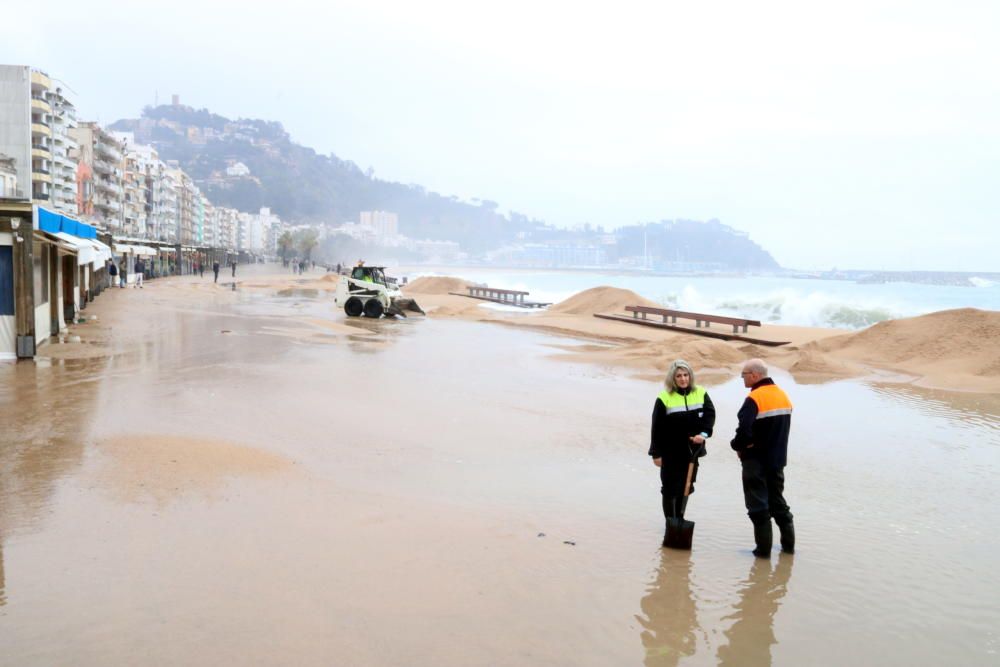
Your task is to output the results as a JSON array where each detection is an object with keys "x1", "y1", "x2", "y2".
[
  {"x1": 661, "y1": 461, "x2": 697, "y2": 520},
  {"x1": 741, "y1": 459, "x2": 792, "y2": 525}
]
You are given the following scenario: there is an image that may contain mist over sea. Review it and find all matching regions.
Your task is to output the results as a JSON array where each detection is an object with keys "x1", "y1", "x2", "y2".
[{"x1": 407, "y1": 269, "x2": 1000, "y2": 329}]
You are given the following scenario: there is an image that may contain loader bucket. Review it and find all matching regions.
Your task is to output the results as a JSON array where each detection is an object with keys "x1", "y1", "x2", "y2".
[{"x1": 387, "y1": 297, "x2": 425, "y2": 317}]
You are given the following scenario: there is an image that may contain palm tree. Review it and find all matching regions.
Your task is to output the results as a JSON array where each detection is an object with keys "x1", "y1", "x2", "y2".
[
  {"x1": 277, "y1": 231, "x2": 294, "y2": 261},
  {"x1": 295, "y1": 229, "x2": 319, "y2": 262}
]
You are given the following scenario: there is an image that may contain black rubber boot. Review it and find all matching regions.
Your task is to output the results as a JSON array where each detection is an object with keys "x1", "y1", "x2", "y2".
[
  {"x1": 662, "y1": 497, "x2": 680, "y2": 546},
  {"x1": 752, "y1": 520, "x2": 773, "y2": 558},
  {"x1": 775, "y1": 516, "x2": 795, "y2": 554}
]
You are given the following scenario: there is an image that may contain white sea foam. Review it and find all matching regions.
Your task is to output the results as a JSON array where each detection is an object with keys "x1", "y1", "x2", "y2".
[
  {"x1": 658, "y1": 285, "x2": 907, "y2": 329},
  {"x1": 970, "y1": 277, "x2": 997, "y2": 288}
]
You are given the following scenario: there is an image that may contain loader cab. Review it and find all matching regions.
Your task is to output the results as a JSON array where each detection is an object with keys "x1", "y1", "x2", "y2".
[{"x1": 351, "y1": 266, "x2": 386, "y2": 286}]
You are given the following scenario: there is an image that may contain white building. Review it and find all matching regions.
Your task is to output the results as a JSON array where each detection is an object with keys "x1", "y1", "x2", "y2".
[
  {"x1": 359, "y1": 210, "x2": 398, "y2": 237},
  {"x1": 225, "y1": 161, "x2": 250, "y2": 177},
  {"x1": 0, "y1": 66, "x2": 80, "y2": 211},
  {"x1": 238, "y1": 207, "x2": 279, "y2": 253}
]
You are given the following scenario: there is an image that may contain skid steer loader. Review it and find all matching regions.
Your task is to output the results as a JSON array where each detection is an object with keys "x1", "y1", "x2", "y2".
[{"x1": 334, "y1": 265, "x2": 425, "y2": 318}]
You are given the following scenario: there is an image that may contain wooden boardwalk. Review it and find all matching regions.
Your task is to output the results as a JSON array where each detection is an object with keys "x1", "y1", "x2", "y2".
[{"x1": 449, "y1": 285, "x2": 551, "y2": 309}]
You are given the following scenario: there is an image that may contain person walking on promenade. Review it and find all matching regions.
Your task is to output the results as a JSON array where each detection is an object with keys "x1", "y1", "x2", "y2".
[
  {"x1": 231, "y1": 261, "x2": 237, "y2": 278},
  {"x1": 213, "y1": 261, "x2": 220, "y2": 283},
  {"x1": 134, "y1": 258, "x2": 145, "y2": 288},
  {"x1": 119, "y1": 261, "x2": 127, "y2": 288},
  {"x1": 108, "y1": 260, "x2": 118, "y2": 288},
  {"x1": 199, "y1": 261, "x2": 205, "y2": 278},
  {"x1": 730, "y1": 359, "x2": 795, "y2": 558},
  {"x1": 649, "y1": 359, "x2": 716, "y2": 546}
]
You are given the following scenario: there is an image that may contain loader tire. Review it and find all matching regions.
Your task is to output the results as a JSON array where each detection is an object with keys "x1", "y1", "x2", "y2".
[
  {"x1": 344, "y1": 297, "x2": 363, "y2": 317},
  {"x1": 364, "y1": 299, "x2": 384, "y2": 318}
]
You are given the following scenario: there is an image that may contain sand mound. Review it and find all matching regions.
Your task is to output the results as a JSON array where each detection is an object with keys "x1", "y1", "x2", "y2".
[
  {"x1": 789, "y1": 348, "x2": 857, "y2": 375},
  {"x1": 404, "y1": 276, "x2": 472, "y2": 295},
  {"x1": 320, "y1": 274, "x2": 340, "y2": 283},
  {"x1": 549, "y1": 286, "x2": 661, "y2": 316},
  {"x1": 632, "y1": 338, "x2": 747, "y2": 371},
  {"x1": 818, "y1": 308, "x2": 1000, "y2": 378}
]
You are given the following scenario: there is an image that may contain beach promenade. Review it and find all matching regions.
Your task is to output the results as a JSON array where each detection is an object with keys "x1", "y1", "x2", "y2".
[{"x1": 1, "y1": 265, "x2": 998, "y2": 666}]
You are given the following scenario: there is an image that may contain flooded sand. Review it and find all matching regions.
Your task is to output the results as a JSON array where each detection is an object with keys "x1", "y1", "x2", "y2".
[{"x1": 1, "y1": 267, "x2": 998, "y2": 666}]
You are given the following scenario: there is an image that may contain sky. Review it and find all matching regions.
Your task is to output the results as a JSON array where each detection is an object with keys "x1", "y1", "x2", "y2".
[{"x1": 6, "y1": 0, "x2": 999, "y2": 271}]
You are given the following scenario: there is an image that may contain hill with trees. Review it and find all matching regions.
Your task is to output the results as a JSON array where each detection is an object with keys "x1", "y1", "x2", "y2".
[{"x1": 111, "y1": 105, "x2": 781, "y2": 269}]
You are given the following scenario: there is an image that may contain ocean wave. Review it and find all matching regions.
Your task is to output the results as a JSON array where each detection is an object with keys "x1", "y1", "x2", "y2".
[
  {"x1": 969, "y1": 277, "x2": 997, "y2": 288},
  {"x1": 660, "y1": 286, "x2": 904, "y2": 329}
]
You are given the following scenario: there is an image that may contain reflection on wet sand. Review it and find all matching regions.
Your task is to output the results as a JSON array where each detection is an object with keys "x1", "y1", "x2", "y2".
[
  {"x1": 0, "y1": 539, "x2": 5, "y2": 607},
  {"x1": 717, "y1": 554, "x2": 793, "y2": 667},
  {"x1": 868, "y1": 382, "x2": 1000, "y2": 434},
  {"x1": 637, "y1": 551, "x2": 701, "y2": 666}
]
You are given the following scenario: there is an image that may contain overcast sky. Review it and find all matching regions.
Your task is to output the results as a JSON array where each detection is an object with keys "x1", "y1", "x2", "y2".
[{"x1": 7, "y1": 0, "x2": 998, "y2": 270}]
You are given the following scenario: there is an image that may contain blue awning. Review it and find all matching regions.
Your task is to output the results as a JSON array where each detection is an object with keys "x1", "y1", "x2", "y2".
[
  {"x1": 37, "y1": 207, "x2": 62, "y2": 234},
  {"x1": 34, "y1": 206, "x2": 97, "y2": 239}
]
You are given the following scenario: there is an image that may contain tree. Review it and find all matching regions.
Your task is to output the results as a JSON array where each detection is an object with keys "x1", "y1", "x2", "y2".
[
  {"x1": 294, "y1": 228, "x2": 319, "y2": 261},
  {"x1": 277, "y1": 231, "x2": 294, "y2": 261}
]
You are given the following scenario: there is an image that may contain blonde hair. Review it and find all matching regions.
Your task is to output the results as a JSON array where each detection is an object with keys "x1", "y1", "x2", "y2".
[{"x1": 664, "y1": 359, "x2": 696, "y2": 393}]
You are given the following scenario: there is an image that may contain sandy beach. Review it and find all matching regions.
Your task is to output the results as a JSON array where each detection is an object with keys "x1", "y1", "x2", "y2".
[
  {"x1": 2, "y1": 265, "x2": 998, "y2": 666},
  {"x1": 397, "y1": 275, "x2": 1000, "y2": 394}
]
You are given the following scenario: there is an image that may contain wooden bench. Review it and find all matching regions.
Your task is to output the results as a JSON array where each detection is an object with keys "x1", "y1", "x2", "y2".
[{"x1": 624, "y1": 306, "x2": 762, "y2": 334}]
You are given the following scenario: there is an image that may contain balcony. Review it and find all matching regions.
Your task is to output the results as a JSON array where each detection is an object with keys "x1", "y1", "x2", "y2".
[
  {"x1": 30, "y1": 70, "x2": 51, "y2": 91},
  {"x1": 95, "y1": 142, "x2": 122, "y2": 161},
  {"x1": 31, "y1": 123, "x2": 52, "y2": 138},
  {"x1": 31, "y1": 96, "x2": 52, "y2": 114},
  {"x1": 32, "y1": 171, "x2": 52, "y2": 183},
  {"x1": 32, "y1": 145, "x2": 51, "y2": 159},
  {"x1": 92, "y1": 158, "x2": 117, "y2": 175}
]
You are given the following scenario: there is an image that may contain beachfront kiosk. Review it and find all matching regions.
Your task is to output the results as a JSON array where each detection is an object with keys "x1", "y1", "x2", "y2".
[{"x1": 0, "y1": 204, "x2": 111, "y2": 360}]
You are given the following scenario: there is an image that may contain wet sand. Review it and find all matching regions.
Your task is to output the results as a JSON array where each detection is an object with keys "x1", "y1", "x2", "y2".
[{"x1": 2, "y1": 265, "x2": 999, "y2": 666}]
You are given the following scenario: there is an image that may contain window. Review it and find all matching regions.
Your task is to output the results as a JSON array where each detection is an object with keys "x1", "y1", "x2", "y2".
[{"x1": 33, "y1": 242, "x2": 48, "y2": 305}]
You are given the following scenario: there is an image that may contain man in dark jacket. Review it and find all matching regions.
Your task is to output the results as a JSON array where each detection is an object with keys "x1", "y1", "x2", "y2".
[{"x1": 731, "y1": 359, "x2": 795, "y2": 557}]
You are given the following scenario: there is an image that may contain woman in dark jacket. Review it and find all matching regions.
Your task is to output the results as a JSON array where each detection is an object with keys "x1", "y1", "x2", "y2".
[{"x1": 649, "y1": 359, "x2": 716, "y2": 531}]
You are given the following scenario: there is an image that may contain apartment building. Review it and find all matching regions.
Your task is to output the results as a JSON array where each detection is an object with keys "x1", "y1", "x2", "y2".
[
  {"x1": 69, "y1": 122, "x2": 124, "y2": 228},
  {"x1": 47, "y1": 85, "x2": 78, "y2": 214},
  {"x1": 0, "y1": 66, "x2": 80, "y2": 209},
  {"x1": 359, "y1": 210, "x2": 398, "y2": 237}
]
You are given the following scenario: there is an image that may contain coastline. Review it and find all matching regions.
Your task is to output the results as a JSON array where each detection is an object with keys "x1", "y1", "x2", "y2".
[
  {"x1": 401, "y1": 277, "x2": 1000, "y2": 394},
  {"x1": 35, "y1": 269, "x2": 1000, "y2": 394}
]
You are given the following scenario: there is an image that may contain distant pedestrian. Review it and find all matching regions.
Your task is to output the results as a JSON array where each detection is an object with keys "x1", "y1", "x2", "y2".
[
  {"x1": 199, "y1": 261, "x2": 205, "y2": 278},
  {"x1": 134, "y1": 259, "x2": 145, "y2": 288},
  {"x1": 108, "y1": 260, "x2": 118, "y2": 288},
  {"x1": 119, "y1": 262, "x2": 127, "y2": 288},
  {"x1": 298, "y1": 260, "x2": 306, "y2": 274},
  {"x1": 231, "y1": 261, "x2": 237, "y2": 278},
  {"x1": 213, "y1": 261, "x2": 220, "y2": 283},
  {"x1": 731, "y1": 359, "x2": 795, "y2": 558}
]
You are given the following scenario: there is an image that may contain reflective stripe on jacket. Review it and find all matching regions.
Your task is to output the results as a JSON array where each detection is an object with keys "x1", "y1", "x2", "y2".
[
  {"x1": 731, "y1": 378, "x2": 792, "y2": 469},
  {"x1": 649, "y1": 386, "x2": 715, "y2": 460},
  {"x1": 658, "y1": 386, "x2": 707, "y2": 414}
]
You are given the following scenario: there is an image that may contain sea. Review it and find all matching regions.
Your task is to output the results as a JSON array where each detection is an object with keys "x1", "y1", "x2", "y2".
[{"x1": 404, "y1": 268, "x2": 1000, "y2": 329}]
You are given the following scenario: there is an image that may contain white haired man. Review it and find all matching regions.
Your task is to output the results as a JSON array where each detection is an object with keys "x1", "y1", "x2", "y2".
[{"x1": 730, "y1": 359, "x2": 795, "y2": 557}]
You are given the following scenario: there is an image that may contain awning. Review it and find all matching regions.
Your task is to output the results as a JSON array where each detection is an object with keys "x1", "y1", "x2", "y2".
[
  {"x1": 113, "y1": 243, "x2": 135, "y2": 254},
  {"x1": 36, "y1": 206, "x2": 97, "y2": 239},
  {"x1": 133, "y1": 245, "x2": 157, "y2": 257},
  {"x1": 87, "y1": 239, "x2": 113, "y2": 265},
  {"x1": 51, "y1": 231, "x2": 93, "y2": 262}
]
